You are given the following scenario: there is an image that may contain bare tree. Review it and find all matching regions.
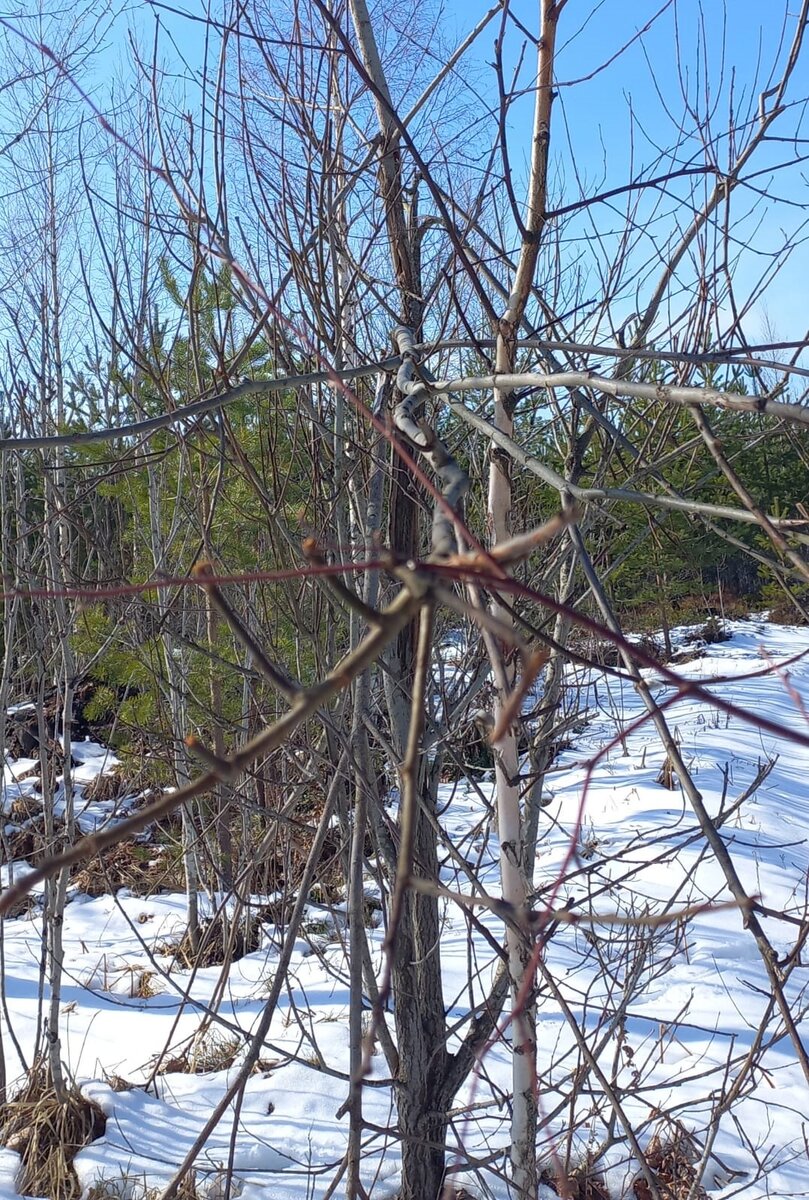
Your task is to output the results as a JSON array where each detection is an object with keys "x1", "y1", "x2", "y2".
[{"x1": 0, "y1": 2, "x2": 809, "y2": 1199}]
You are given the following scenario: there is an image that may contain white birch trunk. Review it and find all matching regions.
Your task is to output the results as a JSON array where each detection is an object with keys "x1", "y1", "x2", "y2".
[
  {"x1": 487, "y1": 389, "x2": 537, "y2": 1198},
  {"x1": 487, "y1": 5, "x2": 560, "y2": 1190}
]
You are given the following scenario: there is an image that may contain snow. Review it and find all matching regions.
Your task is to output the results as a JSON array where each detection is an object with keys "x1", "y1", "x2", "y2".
[
  {"x1": 75, "y1": 1082, "x2": 296, "y2": 1197},
  {"x1": 0, "y1": 861, "x2": 39, "y2": 894},
  {"x1": 0, "y1": 616, "x2": 807, "y2": 1198},
  {"x1": 2, "y1": 739, "x2": 145, "y2": 834}
]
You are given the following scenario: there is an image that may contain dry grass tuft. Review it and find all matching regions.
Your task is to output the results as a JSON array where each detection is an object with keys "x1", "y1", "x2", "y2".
[
  {"x1": 656, "y1": 752, "x2": 676, "y2": 790},
  {"x1": 0, "y1": 1065, "x2": 106, "y2": 1200},
  {"x1": 0, "y1": 882, "x2": 38, "y2": 919},
  {"x1": 767, "y1": 594, "x2": 809, "y2": 625},
  {"x1": 81, "y1": 759, "x2": 159, "y2": 804},
  {"x1": 133, "y1": 969, "x2": 163, "y2": 998},
  {"x1": 696, "y1": 616, "x2": 730, "y2": 645},
  {"x1": 81, "y1": 768, "x2": 130, "y2": 804},
  {"x1": 7, "y1": 793, "x2": 41, "y2": 819},
  {"x1": 4, "y1": 802, "x2": 48, "y2": 869},
  {"x1": 572, "y1": 1172, "x2": 610, "y2": 1200},
  {"x1": 540, "y1": 1162, "x2": 611, "y2": 1200},
  {"x1": 538, "y1": 1124, "x2": 708, "y2": 1200},
  {"x1": 154, "y1": 1026, "x2": 241, "y2": 1076},
  {"x1": 161, "y1": 911, "x2": 266, "y2": 969},
  {"x1": 72, "y1": 841, "x2": 184, "y2": 898},
  {"x1": 633, "y1": 1123, "x2": 707, "y2": 1200},
  {"x1": 85, "y1": 1172, "x2": 200, "y2": 1199},
  {"x1": 103, "y1": 1072, "x2": 140, "y2": 1094}
]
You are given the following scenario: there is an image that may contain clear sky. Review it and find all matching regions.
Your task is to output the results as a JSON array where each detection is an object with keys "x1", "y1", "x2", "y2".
[
  {"x1": 148, "y1": 0, "x2": 807, "y2": 346},
  {"x1": 435, "y1": 0, "x2": 809, "y2": 344},
  {"x1": 2, "y1": 0, "x2": 807, "y2": 352}
]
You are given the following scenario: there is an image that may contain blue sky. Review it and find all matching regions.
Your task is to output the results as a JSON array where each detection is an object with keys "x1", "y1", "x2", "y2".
[
  {"x1": 2, "y1": 0, "x2": 806, "y2": 352},
  {"x1": 436, "y1": 0, "x2": 809, "y2": 344},
  {"x1": 141, "y1": 0, "x2": 806, "y2": 346}
]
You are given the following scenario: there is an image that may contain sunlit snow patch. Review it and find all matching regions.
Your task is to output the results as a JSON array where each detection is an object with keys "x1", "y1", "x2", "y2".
[{"x1": 75, "y1": 1081, "x2": 296, "y2": 1198}]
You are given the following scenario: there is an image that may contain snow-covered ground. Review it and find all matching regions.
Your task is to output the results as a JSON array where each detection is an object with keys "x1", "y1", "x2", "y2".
[
  {"x1": 3, "y1": 739, "x2": 144, "y2": 836},
  {"x1": 0, "y1": 616, "x2": 808, "y2": 1199}
]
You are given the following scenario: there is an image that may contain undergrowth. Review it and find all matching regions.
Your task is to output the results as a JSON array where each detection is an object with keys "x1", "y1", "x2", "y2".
[
  {"x1": 153, "y1": 1025, "x2": 241, "y2": 1076},
  {"x1": 0, "y1": 1065, "x2": 106, "y2": 1200},
  {"x1": 85, "y1": 1173, "x2": 200, "y2": 1199}
]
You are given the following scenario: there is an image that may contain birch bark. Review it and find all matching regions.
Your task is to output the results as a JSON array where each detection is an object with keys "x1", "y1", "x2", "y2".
[{"x1": 487, "y1": 5, "x2": 560, "y2": 1192}]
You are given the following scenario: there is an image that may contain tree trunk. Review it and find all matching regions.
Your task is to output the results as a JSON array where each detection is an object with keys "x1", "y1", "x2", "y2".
[{"x1": 392, "y1": 781, "x2": 450, "y2": 1200}]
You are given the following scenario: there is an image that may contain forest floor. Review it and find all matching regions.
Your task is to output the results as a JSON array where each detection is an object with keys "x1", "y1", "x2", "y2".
[{"x1": 0, "y1": 615, "x2": 807, "y2": 1199}]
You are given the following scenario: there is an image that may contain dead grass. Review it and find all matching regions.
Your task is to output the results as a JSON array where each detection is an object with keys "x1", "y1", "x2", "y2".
[
  {"x1": 103, "y1": 1072, "x2": 140, "y2": 1093},
  {"x1": 82, "y1": 759, "x2": 160, "y2": 805},
  {"x1": 233, "y1": 804, "x2": 345, "y2": 901},
  {"x1": 3, "y1": 805, "x2": 47, "y2": 866},
  {"x1": 540, "y1": 1162, "x2": 610, "y2": 1200},
  {"x1": 539, "y1": 1129, "x2": 706, "y2": 1200},
  {"x1": 656, "y1": 752, "x2": 676, "y2": 790},
  {"x1": 7, "y1": 793, "x2": 40, "y2": 819},
  {"x1": 633, "y1": 1123, "x2": 707, "y2": 1200},
  {"x1": 82, "y1": 768, "x2": 129, "y2": 804},
  {"x1": 72, "y1": 841, "x2": 185, "y2": 898},
  {"x1": 153, "y1": 1025, "x2": 241, "y2": 1076},
  {"x1": 85, "y1": 1174, "x2": 200, "y2": 1199},
  {"x1": 0, "y1": 1065, "x2": 106, "y2": 1200},
  {"x1": 0, "y1": 861, "x2": 39, "y2": 917},
  {"x1": 160, "y1": 911, "x2": 266, "y2": 969},
  {"x1": 682, "y1": 616, "x2": 730, "y2": 646},
  {"x1": 767, "y1": 594, "x2": 809, "y2": 625}
]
